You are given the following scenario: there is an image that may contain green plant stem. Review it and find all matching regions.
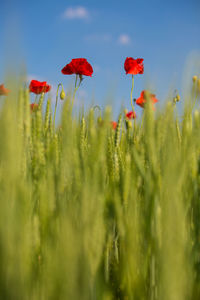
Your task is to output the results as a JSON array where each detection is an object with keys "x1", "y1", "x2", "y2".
[
  {"x1": 191, "y1": 92, "x2": 198, "y2": 112},
  {"x1": 72, "y1": 74, "x2": 81, "y2": 107},
  {"x1": 174, "y1": 105, "x2": 181, "y2": 143},
  {"x1": 53, "y1": 83, "x2": 62, "y2": 130},
  {"x1": 130, "y1": 75, "x2": 137, "y2": 137},
  {"x1": 130, "y1": 75, "x2": 135, "y2": 113}
]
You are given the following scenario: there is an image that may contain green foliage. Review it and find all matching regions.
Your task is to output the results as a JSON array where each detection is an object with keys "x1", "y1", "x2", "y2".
[{"x1": 0, "y1": 83, "x2": 200, "y2": 299}]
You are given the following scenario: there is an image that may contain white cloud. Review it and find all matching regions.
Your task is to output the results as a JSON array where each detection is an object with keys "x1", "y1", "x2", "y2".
[
  {"x1": 62, "y1": 6, "x2": 89, "y2": 20},
  {"x1": 118, "y1": 34, "x2": 131, "y2": 45}
]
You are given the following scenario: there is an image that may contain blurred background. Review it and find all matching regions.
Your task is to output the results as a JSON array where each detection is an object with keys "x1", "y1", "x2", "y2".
[{"x1": 0, "y1": 0, "x2": 200, "y2": 114}]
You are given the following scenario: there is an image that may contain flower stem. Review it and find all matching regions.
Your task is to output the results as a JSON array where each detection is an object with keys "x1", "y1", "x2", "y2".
[
  {"x1": 75, "y1": 74, "x2": 78, "y2": 89},
  {"x1": 130, "y1": 75, "x2": 137, "y2": 136},
  {"x1": 130, "y1": 75, "x2": 135, "y2": 112},
  {"x1": 174, "y1": 105, "x2": 181, "y2": 143},
  {"x1": 53, "y1": 83, "x2": 63, "y2": 130},
  {"x1": 72, "y1": 74, "x2": 81, "y2": 106}
]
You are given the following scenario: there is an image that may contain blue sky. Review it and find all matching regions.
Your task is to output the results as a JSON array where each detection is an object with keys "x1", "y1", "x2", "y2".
[{"x1": 0, "y1": 0, "x2": 200, "y2": 114}]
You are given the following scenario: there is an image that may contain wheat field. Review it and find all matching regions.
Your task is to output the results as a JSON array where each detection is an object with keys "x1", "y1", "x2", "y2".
[{"x1": 0, "y1": 75, "x2": 200, "y2": 300}]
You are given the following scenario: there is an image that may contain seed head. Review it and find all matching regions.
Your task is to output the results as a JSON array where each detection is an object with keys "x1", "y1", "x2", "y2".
[
  {"x1": 60, "y1": 89, "x2": 65, "y2": 100},
  {"x1": 193, "y1": 75, "x2": 198, "y2": 83}
]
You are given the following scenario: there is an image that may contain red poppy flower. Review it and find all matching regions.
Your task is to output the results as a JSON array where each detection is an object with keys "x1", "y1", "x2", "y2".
[
  {"x1": 30, "y1": 103, "x2": 39, "y2": 112},
  {"x1": 136, "y1": 90, "x2": 158, "y2": 109},
  {"x1": 61, "y1": 58, "x2": 93, "y2": 77},
  {"x1": 124, "y1": 57, "x2": 144, "y2": 75},
  {"x1": 0, "y1": 84, "x2": 10, "y2": 96},
  {"x1": 126, "y1": 111, "x2": 137, "y2": 120},
  {"x1": 111, "y1": 121, "x2": 117, "y2": 130},
  {"x1": 29, "y1": 80, "x2": 51, "y2": 94}
]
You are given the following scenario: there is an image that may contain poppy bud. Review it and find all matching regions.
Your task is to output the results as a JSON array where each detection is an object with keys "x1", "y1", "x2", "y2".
[
  {"x1": 176, "y1": 94, "x2": 180, "y2": 102},
  {"x1": 174, "y1": 96, "x2": 180, "y2": 103},
  {"x1": 124, "y1": 108, "x2": 128, "y2": 115},
  {"x1": 60, "y1": 89, "x2": 65, "y2": 100},
  {"x1": 193, "y1": 75, "x2": 198, "y2": 83}
]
